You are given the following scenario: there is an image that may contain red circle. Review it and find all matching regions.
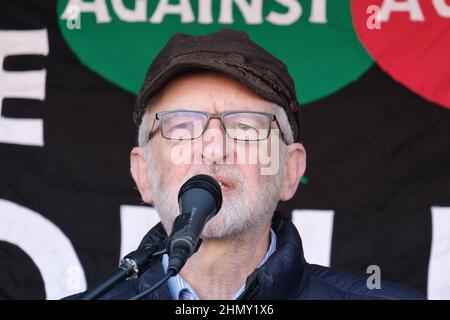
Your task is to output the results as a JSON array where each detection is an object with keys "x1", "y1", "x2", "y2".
[{"x1": 352, "y1": 0, "x2": 450, "y2": 109}]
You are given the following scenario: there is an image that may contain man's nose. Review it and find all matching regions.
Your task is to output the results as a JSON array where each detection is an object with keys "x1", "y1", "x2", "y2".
[{"x1": 200, "y1": 118, "x2": 229, "y2": 165}]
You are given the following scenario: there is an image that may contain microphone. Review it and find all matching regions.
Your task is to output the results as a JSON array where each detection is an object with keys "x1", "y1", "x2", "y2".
[{"x1": 167, "y1": 174, "x2": 222, "y2": 274}]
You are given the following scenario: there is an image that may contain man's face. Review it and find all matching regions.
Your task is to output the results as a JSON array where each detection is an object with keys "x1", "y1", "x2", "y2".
[{"x1": 131, "y1": 72, "x2": 305, "y2": 239}]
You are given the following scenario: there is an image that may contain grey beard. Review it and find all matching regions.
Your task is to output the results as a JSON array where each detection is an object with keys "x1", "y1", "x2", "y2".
[{"x1": 149, "y1": 161, "x2": 283, "y2": 241}]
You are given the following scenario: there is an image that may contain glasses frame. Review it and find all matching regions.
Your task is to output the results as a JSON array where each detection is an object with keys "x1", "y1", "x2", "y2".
[{"x1": 147, "y1": 109, "x2": 288, "y2": 144}]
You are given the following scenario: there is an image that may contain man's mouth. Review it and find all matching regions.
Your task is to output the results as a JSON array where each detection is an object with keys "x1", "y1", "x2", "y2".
[
  {"x1": 183, "y1": 173, "x2": 238, "y2": 194},
  {"x1": 211, "y1": 175, "x2": 235, "y2": 192}
]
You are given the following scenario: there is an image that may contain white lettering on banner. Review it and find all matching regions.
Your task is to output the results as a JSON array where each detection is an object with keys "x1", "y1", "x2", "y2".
[
  {"x1": 60, "y1": 0, "x2": 328, "y2": 26},
  {"x1": 0, "y1": 199, "x2": 86, "y2": 300},
  {"x1": 61, "y1": 0, "x2": 112, "y2": 23},
  {"x1": 266, "y1": 0, "x2": 302, "y2": 26},
  {"x1": 309, "y1": 0, "x2": 327, "y2": 23},
  {"x1": 291, "y1": 209, "x2": 334, "y2": 267},
  {"x1": 111, "y1": 0, "x2": 147, "y2": 22},
  {"x1": 120, "y1": 205, "x2": 160, "y2": 259},
  {"x1": 0, "y1": 30, "x2": 47, "y2": 147},
  {"x1": 428, "y1": 207, "x2": 450, "y2": 300},
  {"x1": 199, "y1": 0, "x2": 213, "y2": 24},
  {"x1": 379, "y1": 0, "x2": 427, "y2": 21},
  {"x1": 433, "y1": 0, "x2": 450, "y2": 17},
  {"x1": 150, "y1": 0, "x2": 195, "y2": 24},
  {"x1": 219, "y1": 0, "x2": 263, "y2": 24}
]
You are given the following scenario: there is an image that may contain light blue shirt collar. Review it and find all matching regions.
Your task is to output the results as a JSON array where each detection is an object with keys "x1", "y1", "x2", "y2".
[{"x1": 161, "y1": 229, "x2": 277, "y2": 300}]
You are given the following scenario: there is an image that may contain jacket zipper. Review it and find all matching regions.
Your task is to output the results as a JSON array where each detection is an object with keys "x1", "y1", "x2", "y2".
[{"x1": 241, "y1": 279, "x2": 259, "y2": 300}]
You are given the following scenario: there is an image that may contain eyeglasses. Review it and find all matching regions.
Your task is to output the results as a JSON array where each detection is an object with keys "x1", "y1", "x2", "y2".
[{"x1": 147, "y1": 110, "x2": 288, "y2": 144}]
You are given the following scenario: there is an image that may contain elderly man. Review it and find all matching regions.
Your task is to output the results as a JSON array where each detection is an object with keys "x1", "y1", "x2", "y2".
[{"x1": 102, "y1": 28, "x2": 422, "y2": 300}]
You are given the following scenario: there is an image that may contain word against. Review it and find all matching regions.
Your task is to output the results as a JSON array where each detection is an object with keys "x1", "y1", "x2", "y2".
[{"x1": 61, "y1": 0, "x2": 328, "y2": 26}]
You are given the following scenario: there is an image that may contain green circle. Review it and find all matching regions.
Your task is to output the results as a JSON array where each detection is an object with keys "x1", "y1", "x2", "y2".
[{"x1": 57, "y1": 0, "x2": 373, "y2": 104}]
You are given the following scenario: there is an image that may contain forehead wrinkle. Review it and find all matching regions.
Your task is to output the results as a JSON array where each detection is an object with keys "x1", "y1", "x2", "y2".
[{"x1": 151, "y1": 72, "x2": 275, "y2": 114}]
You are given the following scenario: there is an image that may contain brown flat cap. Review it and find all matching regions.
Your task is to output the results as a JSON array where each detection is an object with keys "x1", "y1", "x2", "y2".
[{"x1": 134, "y1": 28, "x2": 301, "y2": 142}]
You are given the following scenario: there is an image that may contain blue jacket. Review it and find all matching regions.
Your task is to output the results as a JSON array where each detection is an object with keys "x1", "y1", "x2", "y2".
[{"x1": 100, "y1": 214, "x2": 424, "y2": 300}]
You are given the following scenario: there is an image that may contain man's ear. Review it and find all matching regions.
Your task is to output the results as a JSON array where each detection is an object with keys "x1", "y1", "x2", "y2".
[
  {"x1": 130, "y1": 147, "x2": 153, "y2": 204},
  {"x1": 280, "y1": 143, "x2": 306, "y2": 201}
]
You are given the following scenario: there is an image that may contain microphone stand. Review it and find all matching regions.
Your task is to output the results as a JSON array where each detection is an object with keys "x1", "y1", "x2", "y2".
[
  {"x1": 76, "y1": 239, "x2": 168, "y2": 300},
  {"x1": 128, "y1": 238, "x2": 204, "y2": 300}
]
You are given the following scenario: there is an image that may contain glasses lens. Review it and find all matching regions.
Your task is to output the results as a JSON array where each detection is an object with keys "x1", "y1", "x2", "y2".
[
  {"x1": 224, "y1": 112, "x2": 271, "y2": 141},
  {"x1": 161, "y1": 111, "x2": 207, "y2": 140}
]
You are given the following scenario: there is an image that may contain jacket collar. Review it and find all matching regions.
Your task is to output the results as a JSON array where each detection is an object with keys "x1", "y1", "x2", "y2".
[{"x1": 238, "y1": 213, "x2": 306, "y2": 299}]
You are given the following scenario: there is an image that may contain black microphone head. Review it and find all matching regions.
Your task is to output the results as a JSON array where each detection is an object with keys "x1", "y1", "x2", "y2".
[
  {"x1": 178, "y1": 174, "x2": 222, "y2": 214},
  {"x1": 168, "y1": 175, "x2": 223, "y2": 274}
]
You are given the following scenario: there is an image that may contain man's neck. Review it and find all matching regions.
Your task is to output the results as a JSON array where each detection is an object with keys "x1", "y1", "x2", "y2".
[{"x1": 179, "y1": 224, "x2": 272, "y2": 300}]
